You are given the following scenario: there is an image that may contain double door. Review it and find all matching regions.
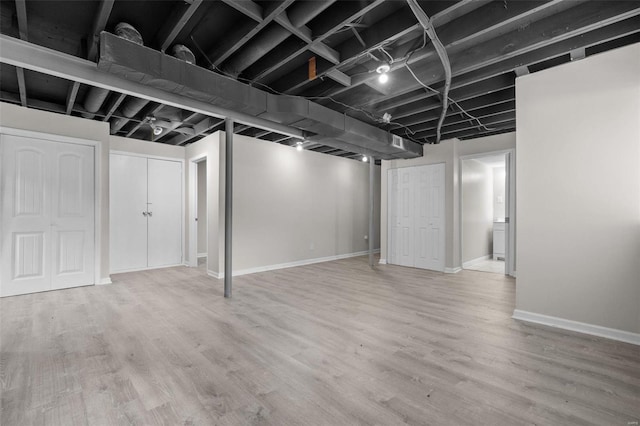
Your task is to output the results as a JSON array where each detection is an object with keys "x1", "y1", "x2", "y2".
[
  {"x1": 388, "y1": 163, "x2": 445, "y2": 271},
  {"x1": 1, "y1": 134, "x2": 95, "y2": 297},
  {"x1": 110, "y1": 154, "x2": 182, "y2": 273}
]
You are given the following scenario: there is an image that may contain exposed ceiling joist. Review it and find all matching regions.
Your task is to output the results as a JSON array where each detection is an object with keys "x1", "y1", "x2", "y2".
[
  {"x1": 65, "y1": 81, "x2": 80, "y2": 114},
  {"x1": 102, "y1": 92, "x2": 126, "y2": 121},
  {"x1": 87, "y1": 0, "x2": 114, "y2": 61},
  {"x1": 156, "y1": 0, "x2": 204, "y2": 53},
  {"x1": 14, "y1": 0, "x2": 28, "y2": 41},
  {"x1": 15, "y1": 67, "x2": 27, "y2": 107}
]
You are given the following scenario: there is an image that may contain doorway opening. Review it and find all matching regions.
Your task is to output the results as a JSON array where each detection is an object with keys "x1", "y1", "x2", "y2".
[
  {"x1": 460, "y1": 152, "x2": 513, "y2": 275},
  {"x1": 196, "y1": 159, "x2": 207, "y2": 269}
]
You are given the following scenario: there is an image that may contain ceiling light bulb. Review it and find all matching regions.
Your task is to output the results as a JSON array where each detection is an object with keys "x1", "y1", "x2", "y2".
[
  {"x1": 378, "y1": 73, "x2": 389, "y2": 84},
  {"x1": 153, "y1": 126, "x2": 163, "y2": 136},
  {"x1": 362, "y1": 156, "x2": 368, "y2": 162},
  {"x1": 296, "y1": 142, "x2": 303, "y2": 151}
]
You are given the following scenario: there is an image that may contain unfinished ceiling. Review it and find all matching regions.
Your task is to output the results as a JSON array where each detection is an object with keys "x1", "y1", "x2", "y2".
[{"x1": 1, "y1": 0, "x2": 639, "y2": 161}]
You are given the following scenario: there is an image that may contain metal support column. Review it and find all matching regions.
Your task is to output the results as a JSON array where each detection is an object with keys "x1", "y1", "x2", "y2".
[
  {"x1": 368, "y1": 155, "x2": 375, "y2": 268},
  {"x1": 224, "y1": 118, "x2": 233, "y2": 297}
]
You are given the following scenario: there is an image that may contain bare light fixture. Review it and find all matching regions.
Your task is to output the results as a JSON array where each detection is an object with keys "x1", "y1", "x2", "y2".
[
  {"x1": 296, "y1": 141, "x2": 304, "y2": 151},
  {"x1": 376, "y1": 64, "x2": 390, "y2": 84},
  {"x1": 362, "y1": 155, "x2": 368, "y2": 162},
  {"x1": 152, "y1": 125, "x2": 163, "y2": 136}
]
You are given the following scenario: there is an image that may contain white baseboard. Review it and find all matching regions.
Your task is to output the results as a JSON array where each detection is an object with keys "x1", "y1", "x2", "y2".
[
  {"x1": 110, "y1": 263, "x2": 183, "y2": 274},
  {"x1": 97, "y1": 277, "x2": 112, "y2": 285},
  {"x1": 209, "y1": 249, "x2": 381, "y2": 279},
  {"x1": 378, "y1": 258, "x2": 387, "y2": 265},
  {"x1": 197, "y1": 253, "x2": 207, "y2": 258},
  {"x1": 512, "y1": 309, "x2": 640, "y2": 346},
  {"x1": 462, "y1": 255, "x2": 490, "y2": 268},
  {"x1": 207, "y1": 269, "x2": 222, "y2": 279},
  {"x1": 444, "y1": 267, "x2": 462, "y2": 274}
]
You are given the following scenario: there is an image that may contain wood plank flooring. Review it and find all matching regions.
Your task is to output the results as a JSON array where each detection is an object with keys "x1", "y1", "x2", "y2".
[{"x1": 1, "y1": 256, "x2": 639, "y2": 425}]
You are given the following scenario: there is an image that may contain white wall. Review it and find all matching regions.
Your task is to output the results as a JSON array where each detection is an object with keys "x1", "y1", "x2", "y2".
[
  {"x1": 110, "y1": 135, "x2": 184, "y2": 159},
  {"x1": 461, "y1": 159, "x2": 493, "y2": 263},
  {"x1": 381, "y1": 132, "x2": 515, "y2": 270},
  {"x1": 185, "y1": 134, "x2": 221, "y2": 274},
  {"x1": 0, "y1": 102, "x2": 111, "y2": 283},
  {"x1": 516, "y1": 43, "x2": 640, "y2": 335},
  {"x1": 493, "y1": 166, "x2": 506, "y2": 221},
  {"x1": 197, "y1": 161, "x2": 207, "y2": 255},
  {"x1": 219, "y1": 132, "x2": 380, "y2": 273}
]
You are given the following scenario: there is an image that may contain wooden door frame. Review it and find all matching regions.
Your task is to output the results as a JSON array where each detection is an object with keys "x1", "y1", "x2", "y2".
[
  {"x1": 0, "y1": 126, "x2": 104, "y2": 286},
  {"x1": 458, "y1": 149, "x2": 516, "y2": 277},
  {"x1": 188, "y1": 154, "x2": 207, "y2": 268}
]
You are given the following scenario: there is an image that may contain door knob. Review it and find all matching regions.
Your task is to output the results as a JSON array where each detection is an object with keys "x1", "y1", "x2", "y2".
[
  {"x1": 142, "y1": 211, "x2": 148, "y2": 216},
  {"x1": 147, "y1": 211, "x2": 153, "y2": 217}
]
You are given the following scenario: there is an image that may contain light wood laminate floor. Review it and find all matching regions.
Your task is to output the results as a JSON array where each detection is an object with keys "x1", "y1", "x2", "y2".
[{"x1": 2, "y1": 256, "x2": 639, "y2": 425}]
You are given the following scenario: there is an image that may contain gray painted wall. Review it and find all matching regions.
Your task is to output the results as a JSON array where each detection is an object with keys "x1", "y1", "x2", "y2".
[
  {"x1": 516, "y1": 43, "x2": 640, "y2": 334},
  {"x1": 461, "y1": 159, "x2": 493, "y2": 263}
]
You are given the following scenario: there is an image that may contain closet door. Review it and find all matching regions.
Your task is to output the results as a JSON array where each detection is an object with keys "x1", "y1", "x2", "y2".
[
  {"x1": 147, "y1": 159, "x2": 182, "y2": 268},
  {"x1": 51, "y1": 142, "x2": 95, "y2": 290},
  {"x1": 397, "y1": 167, "x2": 415, "y2": 267},
  {"x1": 1, "y1": 136, "x2": 52, "y2": 296},
  {"x1": 110, "y1": 154, "x2": 148, "y2": 272},
  {"x1": 414, "y1": 163, "x2": 445, "y2": 272},
  {"x1": 1, "y1": 135, "x2": 95, "y2": 297}
]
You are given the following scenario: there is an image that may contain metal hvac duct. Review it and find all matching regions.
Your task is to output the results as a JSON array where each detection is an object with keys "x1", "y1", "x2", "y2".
[
  {"x1": 82, "y1": 86, "x2": 110, "y2": 119},
  {"x1": 110, "y1": 97, "x2": 149, "y2": 133},
  {"x1": 97, "y1": 32, "x2": 421, "y2": 159}
]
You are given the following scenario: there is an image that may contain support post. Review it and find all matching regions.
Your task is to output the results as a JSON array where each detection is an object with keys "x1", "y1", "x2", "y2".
[
  {"x1": 224, "y1": 118, "x2": 233, "y2": 297},
  {"x1": 369, "y1": 155, "x2": 375, "y2": 268}
]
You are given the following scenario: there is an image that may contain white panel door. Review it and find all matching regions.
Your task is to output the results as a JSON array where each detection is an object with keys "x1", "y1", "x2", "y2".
[
  {"x1": 388, "y1": 163, "x2": 445, "y2": 272},
  {"x1": 397, "y1": 167, "x2": 415, "y2": 267},
  {"x1": 110, "y1": 154, "x2": 148, "y2": 272},
  {"x1": 147, "y1": 159, "x2": 182, "y2": 268},
  {"x1": 1, "y1": 135, "x2": 95, "y2": 297},
  {"x1": 388, "y1": 169, "x2": 400, "y2": 264},
  {"x1": 51, "y1": 143, "x2": 95, "y2": 290},
  {"x1": 423, "y1": 163, "x2": 445, "y2": 271},
  {"x1": 414, "y1": 166, "x2": 431, "y2": 269}
]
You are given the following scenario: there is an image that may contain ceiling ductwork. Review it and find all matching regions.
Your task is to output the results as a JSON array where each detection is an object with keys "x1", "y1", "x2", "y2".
[
  {"x1": 97, "y1": 32, "x2": 421, "y2": 159},
  {"x1": 110, "y1": 97, "x2": 149, "y2": 133},
  {"x1": 82, "y1": 86, "x2": 109, "y2": 119}
]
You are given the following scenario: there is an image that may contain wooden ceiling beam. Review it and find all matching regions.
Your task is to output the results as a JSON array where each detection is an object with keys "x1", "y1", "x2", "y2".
[
  {"x1": 248, "y1": 0, "x2": 386, "y2": 83},
  {"x1": 397, "y1": 87, "x2": 515, "y2": 128},
  {"x1": 408, "y1": 103, "x2": 517, "y2": 134},
  {"x1": 335, "y1": 1, "x2": 640, "y2": 109},
  {"x1": 412, "y1": 111, "x2": 516, "y2": 139},
  {"x1": 15, "y1": 67, "x2": 27, "y2": 107},
  {"x1": 65, "y1": 81, "x2": 80, "y2": 114},
  {"x1": 156, "y1": 0, "x2": 205, "y2": 52},
  {"x1": 211, "y1": 0, "x2": 295, "y2": 70},
  {"x1": 87, "y1": 0, "x2": 115, "y2": 61},
  {"x1": 387, "y1": 73, "x2": 515, "y2": 120}
]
